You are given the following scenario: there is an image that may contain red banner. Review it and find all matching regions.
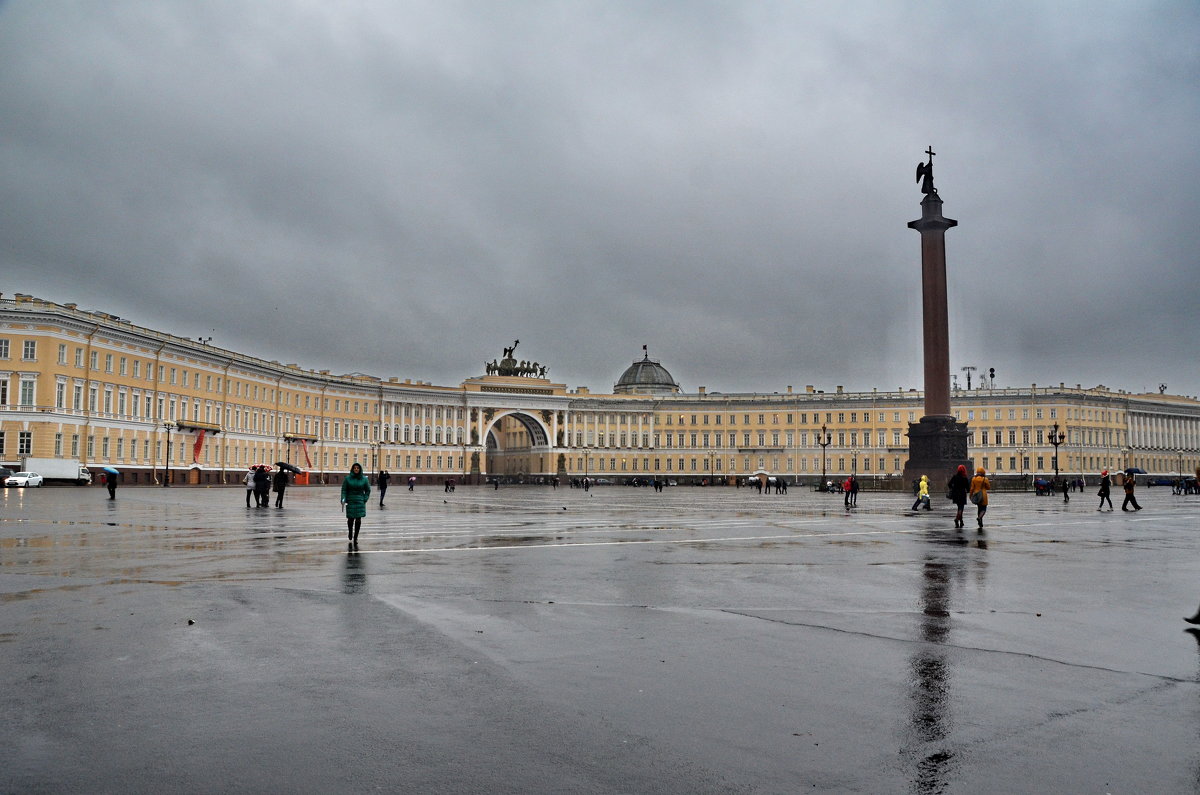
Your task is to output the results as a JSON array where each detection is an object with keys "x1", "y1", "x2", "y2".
[{"x1": 192, "y1": 429, "x2": 205, "y2": 463}]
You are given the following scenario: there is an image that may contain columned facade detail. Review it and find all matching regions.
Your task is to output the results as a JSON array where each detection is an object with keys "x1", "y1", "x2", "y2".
[{"x1": 2, "y1": 295, "x2": 1199, "y2": 486}]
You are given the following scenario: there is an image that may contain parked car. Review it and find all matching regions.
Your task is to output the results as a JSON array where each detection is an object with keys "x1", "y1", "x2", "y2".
[
  {"x1": 5, "y1": 471, "x2": 44, "y2": 487},
  {"x1": 0, "y1": 467, "x2": 13, "y2": 482}
]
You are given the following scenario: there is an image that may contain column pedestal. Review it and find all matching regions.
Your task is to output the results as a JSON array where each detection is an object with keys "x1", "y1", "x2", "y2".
[{"x1": 903, "y1": 415, "x2": 971, "y2": 488}]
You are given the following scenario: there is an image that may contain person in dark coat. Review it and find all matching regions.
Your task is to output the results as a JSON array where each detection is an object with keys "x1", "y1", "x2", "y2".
[
  {"x1": 1097, "y1": 470, "x2": 1112, "y2": 511},
  {"x1": 252, "y1": 466, "x2": 271, "y2": 508},
  {"x1": 272, "y1": 468, "x2": 289, "y2": 508},
  {"x1": 341, "y1": 462, "x2": 371, "y2": 545},
  {"x1": 378, "y1": 470, "x2": 390, "y2": 507},
  {"x1": 105, "y1": 471, "x2": 119, "y2": 500},
  {"x1": 1121, "y1": 472, "x2": 1142, "y2": 511},
  {"x1": 948, "y1": 465, "x2": 970, "y2": 529}
]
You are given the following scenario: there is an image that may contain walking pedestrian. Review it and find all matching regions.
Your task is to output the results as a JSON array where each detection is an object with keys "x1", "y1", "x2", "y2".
[
  {"x1": 1062, "y1": 477, "x2": 1070, "y2": 504},
  {"x1": 340, "y1": 462, "x2": 371, "y2": 546},
  {"x1": 272, "y1": 467, "x2": 288, "y2": 508},
  {"x1": 244, "y1": 467, "x2": 255, "y2": 508},
  {"x1": 408, "y1": 475, "x2": 416, "y2": 491},
  {"x1": 948, "y1": 465, "x2": 970, "y2": 529},
  {"x1": 1121, "y1": 472, "x2": 1142, "y2": 511},
  {"x1": 911, "y1": 475, "x2": 931, "y2": 511},
  {"x1": 970, "y1": 467, "x2": 991, "y2": 530},
  {"x1": 1097, "y1": 470, "x2": 1113, "y2": 511},
  {"x1": 378, "y1": 470, "x2": 390, "y2": 507},
  {"x1": 849, "y1": 475, "x2": 859, "y2": 506},
  {"x1": 105, "y1": 471, "x2": 118, "y2": 500}
]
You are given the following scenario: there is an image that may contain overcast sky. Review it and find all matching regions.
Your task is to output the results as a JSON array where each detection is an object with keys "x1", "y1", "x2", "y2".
[{"x1": 2, "y1": 2, "x2": 1197, "y2": 398}]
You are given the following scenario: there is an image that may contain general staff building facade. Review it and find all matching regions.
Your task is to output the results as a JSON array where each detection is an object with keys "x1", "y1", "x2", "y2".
[{"x1": 2, "y1": 294, "x2": 1197, "y2": 487}]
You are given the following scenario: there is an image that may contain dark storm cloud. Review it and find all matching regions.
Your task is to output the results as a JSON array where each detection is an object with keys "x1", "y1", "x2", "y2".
[{"x1": 2, "y1": 1, "x2": 1197, "y2": 396}]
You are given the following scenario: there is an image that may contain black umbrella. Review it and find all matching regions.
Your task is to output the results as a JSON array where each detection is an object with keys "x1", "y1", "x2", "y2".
[
  {"x1": 275, "y1": 462, "x2": 303, "y2": 474},
  {"x1": 1125, "y1": 467, "x2": 1147, "y2": 474}
]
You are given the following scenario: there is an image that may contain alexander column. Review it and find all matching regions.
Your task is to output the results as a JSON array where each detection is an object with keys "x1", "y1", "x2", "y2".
[{"x1": 902, "y1": 147, "x2": 970, "y2": 485}]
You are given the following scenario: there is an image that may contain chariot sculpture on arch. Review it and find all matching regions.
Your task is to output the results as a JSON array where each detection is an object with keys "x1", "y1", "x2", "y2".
[{"x1": 489, "y1": 339, "x2": 549, "y2": 378}]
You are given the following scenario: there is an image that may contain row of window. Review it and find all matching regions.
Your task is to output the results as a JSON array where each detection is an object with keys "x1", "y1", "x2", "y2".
[
  {"x1": 565, "y1": 427, "x2": 1126, "y2": 451},
  {"x1": 0, "y1": 429, "x2": 463, "y2": 473},
  {"x1": 0, "y1": 339, "x2": 37, "y2": 361}
]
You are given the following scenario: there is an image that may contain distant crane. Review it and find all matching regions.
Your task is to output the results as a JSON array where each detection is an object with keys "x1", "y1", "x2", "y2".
[{"x1": 961, "y1": 366, "x2": 977, "y2": 390}]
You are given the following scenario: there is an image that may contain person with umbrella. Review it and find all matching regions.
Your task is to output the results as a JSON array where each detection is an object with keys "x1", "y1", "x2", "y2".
[
  {"x1": 1121, "y1": 469, "x2": 1143, "y2": 511},
  {"x1": 103, "y1": 467, "x2": 120, "y2": 500},
  {"x1": 341, "y1": 462, "x2": 371, "y2": 546},
  {"x1": 252, "y1": 465, "x2": 271, "y2": 508},
  {"x1": 272, "y1": 466, "x2": 289, "y2": 508}
]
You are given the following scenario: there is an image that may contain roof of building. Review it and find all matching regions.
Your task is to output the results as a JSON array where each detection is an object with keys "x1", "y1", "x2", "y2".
[{"x1": 614, "y1": 348, "x2": 680, "y2": 394}]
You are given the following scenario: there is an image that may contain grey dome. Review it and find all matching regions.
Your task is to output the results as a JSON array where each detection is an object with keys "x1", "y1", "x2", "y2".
[{"x1": 614, "y1": 349, "x2": 680, "y2": 395}]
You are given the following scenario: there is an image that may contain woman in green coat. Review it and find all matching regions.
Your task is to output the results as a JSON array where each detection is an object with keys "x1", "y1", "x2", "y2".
[{"x1": 340, "y1": 462, "x2": 371, "y2": 544}]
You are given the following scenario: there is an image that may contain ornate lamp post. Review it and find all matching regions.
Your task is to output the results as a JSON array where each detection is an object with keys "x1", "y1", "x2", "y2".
[
  {"x1": 161, "y1": 421, "x2": 174, "y2": 487},
  {"x1": 818, "y1": 424, "x2": 832, "y2": 491},
  {"x1": 851, "y1": 448, "x2": 860, "y2": 478},
  {"x1": 708, "y1": 449, "x2": 716, "y2": 486},
  {"x1": 1049, "y1": 422, "x2": 1066, "y2": 482},
  {"x1": 1017, "y1": 446, "x2": 1027, "y2": 490},
  {"x1": 1179, "y1": 449, "x2": 1186, "y2": 488}
]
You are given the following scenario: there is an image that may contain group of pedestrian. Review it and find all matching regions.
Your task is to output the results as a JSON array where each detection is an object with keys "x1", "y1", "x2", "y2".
[
  {"x1": 942, "y1": 465, "x2": 991, "y2": 530},
  {"x1": 843, "y1": 475, "x2": 858, "y2": 507},
  {"x1": 918, "y1": 464, "x2": 1151, "y2": 530},
  {"x1": 1091, "y1": 469, "x2": 1141, "y2": 512},
  {"x1": 243, "y1": 465, "x2": 283, "y2": 508}
]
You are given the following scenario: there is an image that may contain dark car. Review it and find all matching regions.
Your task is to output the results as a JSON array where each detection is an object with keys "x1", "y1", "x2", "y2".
[{"x1": 0, "y1": 467, "x2": 12, "y2": 482}]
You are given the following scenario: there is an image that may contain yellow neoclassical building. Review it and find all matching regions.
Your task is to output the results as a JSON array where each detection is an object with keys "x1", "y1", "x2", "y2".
[{"x1": 2, "y1": 293, "x2": 1198, "y2": 487}]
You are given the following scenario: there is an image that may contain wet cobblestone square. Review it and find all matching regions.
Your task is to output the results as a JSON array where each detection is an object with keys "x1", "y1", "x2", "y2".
[{"x1": 3, "y1": 484, "x2": 1199, "y2": 792}]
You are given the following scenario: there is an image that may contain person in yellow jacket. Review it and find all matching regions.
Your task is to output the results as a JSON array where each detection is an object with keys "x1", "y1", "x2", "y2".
[
  {"x1": 969, "y1": 467, "x2": 991, "y2": 529},
  {"x1": 911, "y1": 474, "x2": 931, "y2": 511}
]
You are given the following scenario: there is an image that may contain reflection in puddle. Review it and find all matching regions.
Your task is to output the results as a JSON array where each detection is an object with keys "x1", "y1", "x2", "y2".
[{"x1": 342, "y1": 551, "x2": 367, "y2": 594}]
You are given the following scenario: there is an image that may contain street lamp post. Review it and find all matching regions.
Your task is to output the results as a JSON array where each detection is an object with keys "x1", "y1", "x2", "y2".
[
  {"x1": 818, "y1": 424, "x2": 832, "y2": 491},
  {"x1": 1017, "y1": 446, "x2": 1027, "y2": 490},
  {"x1": 162, "y1": 422, "x2": 174, "y2": 487},
  {"x1": 851, "y1": 448, "x2": 859, "y2": 478},
  {"x1": 1179, "y1": 449, "x2": 1186, "y2": 492},
  {"x1": 708, "y1": 449, "x2": 716, "y2": 486},
  {"x1": 1049, "y1": 422, "x2": 1066, "y2": 484}
]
